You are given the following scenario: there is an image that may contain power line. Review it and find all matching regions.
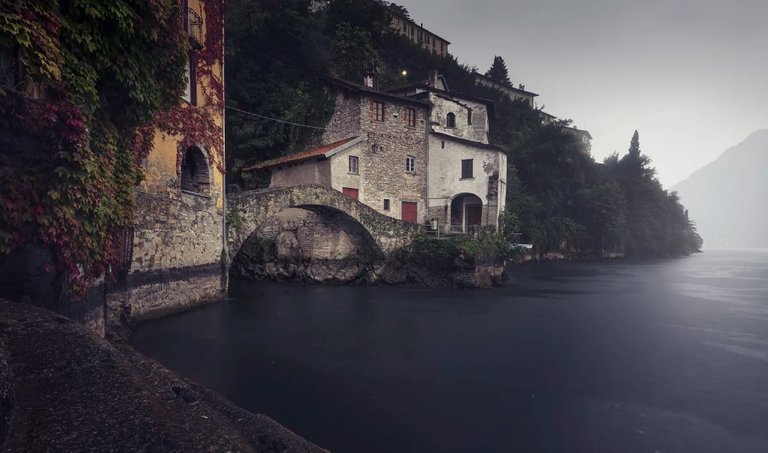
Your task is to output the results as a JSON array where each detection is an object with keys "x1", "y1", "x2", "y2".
[{"x1": 225, "y1": 105, "x2": 327, "y2": 130}]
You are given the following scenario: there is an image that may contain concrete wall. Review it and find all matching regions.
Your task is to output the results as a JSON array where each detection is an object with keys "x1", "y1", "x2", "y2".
[
  {"x1": 429, "y1": 93, "x2": 489, "y2": 144},
  {"x1": 427, "y1": 134, "x2": 507, "y2": 230},
  {"x1": 270, "y1": 159, "x2": 331, "y2": 188}
]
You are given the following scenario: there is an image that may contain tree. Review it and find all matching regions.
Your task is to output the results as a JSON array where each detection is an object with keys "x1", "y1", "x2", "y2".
[
  {"x1": 629, "y1": 130, "x2": 640, "y2": 157},
  {"x1": 485, "y1": 56, "x2": 512, "y2": 87}
]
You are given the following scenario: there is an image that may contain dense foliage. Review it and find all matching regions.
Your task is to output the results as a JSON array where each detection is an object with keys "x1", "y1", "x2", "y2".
[
  {"x1": 0, "y1": 0, "x2": 223, "y2": 293},
  {"x1": 228, "y1": 0, "x2": 702, "y2": 257}
]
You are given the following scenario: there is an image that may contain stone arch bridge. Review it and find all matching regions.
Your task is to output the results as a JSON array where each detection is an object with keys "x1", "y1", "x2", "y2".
[{"x1": 226, "y1": 185, "x2": 422, "y2": 263}]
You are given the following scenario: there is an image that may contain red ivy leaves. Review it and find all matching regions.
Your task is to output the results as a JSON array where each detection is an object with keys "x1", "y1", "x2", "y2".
[{"x1": 0, "y1": 0, "x2": 224, "y2": 298}]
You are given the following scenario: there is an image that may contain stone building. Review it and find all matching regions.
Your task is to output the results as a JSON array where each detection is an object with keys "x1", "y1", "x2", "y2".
[
  {"x1": 106, "y1": 0, "x2": 226, "y2": 326},
  {"x1": 473, "y1": 71, "x2": 539, "y2": 106},
  {"x1": 250, "y1": 75, "x2": 431, "y2": 224},
  {"x1": 390, "y1": 13, "x2": 450, "y2": 57},
  {"x1": 390, "y1": 73, "x2": 507, "y2": 233},
  {"x1": 564, "y1": 126, "x2": 593, "y2": 153}
]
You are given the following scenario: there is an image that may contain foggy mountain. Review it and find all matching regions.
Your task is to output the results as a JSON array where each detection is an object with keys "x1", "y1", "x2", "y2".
[{"x1": 673, "y1": 129, "x2": 768, "y2": 248}]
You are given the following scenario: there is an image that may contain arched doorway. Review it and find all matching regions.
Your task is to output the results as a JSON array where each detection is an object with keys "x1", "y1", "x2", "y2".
[
  {"x1": 180, "y1": 146, "x2": 210, "y2": 194},
  {"x1": 450, "y1": 193, "x2": 483, "y2": 233}
]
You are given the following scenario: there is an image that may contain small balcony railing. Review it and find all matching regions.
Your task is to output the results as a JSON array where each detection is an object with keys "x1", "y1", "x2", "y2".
[{"x1": 186, "y1": 8, "x2": 203, "y2": 48}]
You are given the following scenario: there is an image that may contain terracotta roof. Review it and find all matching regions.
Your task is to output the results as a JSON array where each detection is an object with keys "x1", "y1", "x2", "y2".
[
  {"x1": 321, "y1": 75, "x2": 431, "y2": 107},
  {"x1": 245, "y1": 136, "x2": 360, "y2": 171}
]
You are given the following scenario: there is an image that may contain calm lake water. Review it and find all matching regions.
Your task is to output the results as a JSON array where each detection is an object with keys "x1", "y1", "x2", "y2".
[{"x1": 132, "y1": 250, "x2": 768, "y2": 452}]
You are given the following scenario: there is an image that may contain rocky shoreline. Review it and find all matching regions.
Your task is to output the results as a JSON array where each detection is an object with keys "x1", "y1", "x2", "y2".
[{"x1": 0, "y1": 300, "x2": 325, "y2": 452}]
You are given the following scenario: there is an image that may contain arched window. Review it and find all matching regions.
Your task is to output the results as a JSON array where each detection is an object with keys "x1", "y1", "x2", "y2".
[
  {"x1": 180, "y1": 146, "x2": 210, "y2": 194},
  {"x1": 446, "y1": 112, "x2": 456, "y2": 128}
]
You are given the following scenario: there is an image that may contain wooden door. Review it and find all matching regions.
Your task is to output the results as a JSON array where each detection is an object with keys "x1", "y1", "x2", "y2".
[
  {"x1": 401, "y1": 201, "x2": 418, "y2": 223},
  {"x1": 466, "y1": 205, "x2": 482, "y2": 226},
  {"x1": 342, "y1": 187, "x2": 359, "y2": 200}
]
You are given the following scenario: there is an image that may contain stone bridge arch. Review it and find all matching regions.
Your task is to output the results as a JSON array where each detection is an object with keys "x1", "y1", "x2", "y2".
[{"x1": 227, "y1": 185, "x2": 422, "y2": 265}]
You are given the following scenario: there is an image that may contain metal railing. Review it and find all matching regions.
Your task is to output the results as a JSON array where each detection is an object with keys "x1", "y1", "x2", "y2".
[{"x1": 187, "y1": 8, "x2": 203, "y2": 48}]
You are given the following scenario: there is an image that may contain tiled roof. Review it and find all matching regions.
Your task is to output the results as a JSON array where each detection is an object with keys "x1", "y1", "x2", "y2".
[{"x1": 245, "y1": 136, "x2": 359, "y2": 171}]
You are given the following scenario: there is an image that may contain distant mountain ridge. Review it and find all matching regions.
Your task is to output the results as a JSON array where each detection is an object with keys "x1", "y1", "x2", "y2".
[{"x1": 673, "y1": 129, "x2": 768, "y2": 248}]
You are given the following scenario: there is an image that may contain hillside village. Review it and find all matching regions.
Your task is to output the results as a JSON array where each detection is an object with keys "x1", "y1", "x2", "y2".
[
  {"x1": 0, "y1": 2, "x2": 715, "y2": 450},
  {"x1": 241, "y1": 4, "x2": 592, "y2": 234},
  {"x1": 0, "y1": 0, "x2": 701, "y2": 335}
]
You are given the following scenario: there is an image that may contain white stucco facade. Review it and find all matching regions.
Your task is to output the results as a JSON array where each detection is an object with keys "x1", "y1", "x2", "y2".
[{"x1": 427, "y1": 133, "x2": 506, "y2": 232}]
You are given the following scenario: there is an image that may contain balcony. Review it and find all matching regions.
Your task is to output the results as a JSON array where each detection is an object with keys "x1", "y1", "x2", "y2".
[{"x1": 186, "y1": 8, "x2": 203, "y2": 49}]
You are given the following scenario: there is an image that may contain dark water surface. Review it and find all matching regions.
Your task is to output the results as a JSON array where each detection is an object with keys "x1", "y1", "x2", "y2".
[{"x1": 132, "y1": 250, "x2": 768, "y2": 452}]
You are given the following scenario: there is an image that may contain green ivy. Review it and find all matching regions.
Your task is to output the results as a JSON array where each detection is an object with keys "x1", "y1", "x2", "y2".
[{"x1": 0, "y1": 0, "x2": 223, "y2": 295}]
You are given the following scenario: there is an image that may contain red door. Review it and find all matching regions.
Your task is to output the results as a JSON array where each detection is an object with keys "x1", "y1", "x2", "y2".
[
  {"x1": 401, "y1": 201, "x2": 418, "y2": 223},
  {"x1": 342, "y1": 187, "x2": 359, "y2": 200}
]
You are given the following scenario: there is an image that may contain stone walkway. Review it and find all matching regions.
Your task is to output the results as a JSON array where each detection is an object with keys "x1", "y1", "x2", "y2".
[{"x1": 0, "y1": 300, "x2": 325, "y2": 452}]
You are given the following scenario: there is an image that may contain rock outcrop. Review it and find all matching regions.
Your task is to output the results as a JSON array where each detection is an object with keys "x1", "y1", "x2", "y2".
[{"x1": 0, "y1": 300, "x2": 325, "y2": 452}]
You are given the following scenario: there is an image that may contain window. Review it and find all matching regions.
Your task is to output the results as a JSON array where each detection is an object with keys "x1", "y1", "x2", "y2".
[
  {"x1": 467, "y1": 109, "x2": 473, "y2": 125},
  {"x1": 180, "y1": 146, "x2": 210, "y2": 194},
  {"x1": 446, "y1": 112, "x2": 456, "y2": 128},
  {"x1": 406, "y1": 155, "x2": 415, "y2": 173},
  {"x1": 383, "y1": 199, "x2": 390, "y2": 211},
  {"x1": 114, "y1": 227, "x2": 134, "y2": 275},
  {"x1": 461, "y1": 159, "x2": 473, "y2": 179},
  {"x1": 182, "y1": 55, "x2": 197, "y2": 105},
  {"x1": 441, "y1": 141, "x2": 445, "y2": 149},
  {"x1": 342, "y1": 187, "x2": 359, "y2": 199},
  {"x1": 406, "y1": 108, "x2": 416, "y2": 127},
  {"x1": 348, "y1": 155, "x2": 359, "y2": 174},
  {"x1": 374, "y1": 101, "x2": 385, "y2": 121}
]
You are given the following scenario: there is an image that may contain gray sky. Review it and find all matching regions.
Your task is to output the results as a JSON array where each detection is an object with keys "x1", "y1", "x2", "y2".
[{"x1": 402, "y1": 0, "x2": 768, "y2": 187}]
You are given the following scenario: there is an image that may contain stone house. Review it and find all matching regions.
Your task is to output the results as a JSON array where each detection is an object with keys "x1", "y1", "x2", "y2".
[
  {"x1": 106, "y1": 0, "x2": 226, "y2": 327},
  {"x1": 564, "y1": 126, "x2": 593, "y2": 153},
  {"x1": 250, "y1": 75, "x2": 431, "y2": 224},
  {"x1": 473, "y1": 71, "x2": 539, "y2": 107},
  {"x1": 390, "y1": 73, "x2": 507, "y2": 233}
]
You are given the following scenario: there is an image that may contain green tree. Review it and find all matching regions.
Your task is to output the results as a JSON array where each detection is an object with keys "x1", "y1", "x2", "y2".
[{"x1": 485, "y1": 56, "x2": 512, "y2": 87}]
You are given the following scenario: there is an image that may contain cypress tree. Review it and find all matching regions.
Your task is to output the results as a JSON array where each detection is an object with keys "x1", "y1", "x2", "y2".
[
  {"x1": 485, "y1": 56, "x2": 512, "y2": 87},
  {"x1": 629, "y1": 130, "x2": 641, "y2": 157}
]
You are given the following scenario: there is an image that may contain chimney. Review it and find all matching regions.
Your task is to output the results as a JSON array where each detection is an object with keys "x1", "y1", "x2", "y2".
[{"x1": 363, "y1": 71, "x2": 375, "y2": 88}]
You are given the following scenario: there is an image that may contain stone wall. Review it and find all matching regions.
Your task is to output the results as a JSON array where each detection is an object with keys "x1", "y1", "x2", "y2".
[
  {"x1": 359, "y1": 95, "x2": 429, "y2": 223},
  {"x1": 228, "y1": 185, "x2": 422, "y2": 260},
  {"x1": 429, "y1": 93, "x2": 489, "y2": 144},
  {"x1": 321, "y1": 84, "x2": 430, "y2": 223},
  {"x1": 321, "y1": 90, "x2": 361, "y2": 145},
  {"x1": 106, "y1": 137, "x2": 226, "y2": 328},
  {"x1": 230, "y1": 207, "x2": 383, "y2": 284}
]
